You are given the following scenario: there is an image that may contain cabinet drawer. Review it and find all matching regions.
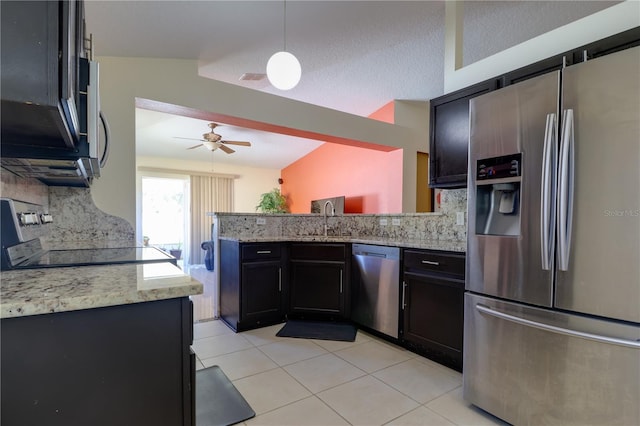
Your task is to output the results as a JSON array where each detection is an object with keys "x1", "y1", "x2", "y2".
[
  {"x1": 241, "y1": 244, "x2": 282, "y2": 261},
  {"x1": 290, "y1": 243, "x2": 346, "y2": 261},
  {"x1": 403, "y1": 249, "x2": 465, "y2": 277}
]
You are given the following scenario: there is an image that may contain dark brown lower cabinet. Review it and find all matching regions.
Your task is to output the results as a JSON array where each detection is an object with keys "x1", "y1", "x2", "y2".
[
  {"x1": 0, "y1": 298, "x2": 194, "y2": 426},
  {"x1": 289, "y1": 243, "x2": 350, "y2": 321},
  {"x1": 401, "y1": 249, "x2": 465, "y2": 372},
  {"x1": 220, "y1": 240, "x2": 287, "y2": 331}
]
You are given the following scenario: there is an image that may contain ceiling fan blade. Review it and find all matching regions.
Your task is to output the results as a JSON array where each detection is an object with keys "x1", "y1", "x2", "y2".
[
  {"x1": 218, "y1": 144, "x2": 235, "y2": 154},
  {"x1": 174, "y1": 136, "x2": 204, "y2": 142},
  {"x1": 187, "y1": 144, "x2": 203, "y2": 150},
  {"x1": 221, "y1": 140, "x2": 251, "y2": 147}
]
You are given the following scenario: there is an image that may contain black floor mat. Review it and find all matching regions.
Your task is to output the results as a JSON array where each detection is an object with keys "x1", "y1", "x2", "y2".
[
  {"x1": 276, "y1": 320, "x2": 357, "y2": 342},
  {"x1": 196, "y1": 366, "x2": 255, "y2": 426}
]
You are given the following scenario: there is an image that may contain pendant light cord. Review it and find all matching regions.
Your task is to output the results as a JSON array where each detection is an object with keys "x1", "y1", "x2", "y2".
[{"x1": 283, "y1": 0, "x2": 287, "y2": 52}]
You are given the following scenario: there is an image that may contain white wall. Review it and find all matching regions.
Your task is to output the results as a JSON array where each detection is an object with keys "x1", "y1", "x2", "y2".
[
  {"x1": 136, "y1": 156, "x2": 281, "y2": 213},
  {"x1": 90, "y1": 4, "x2": 636, "y2": 238},
  {"x1": 444, "y1": 1, "x2": 640, "y2": 93},
  {"x1": 91, "y1": 58, "x2": 420, "y2": 237}
]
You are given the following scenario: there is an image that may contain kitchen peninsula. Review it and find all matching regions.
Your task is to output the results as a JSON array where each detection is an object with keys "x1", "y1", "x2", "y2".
[
  {"x1": 212, "y1": 189, "x2": 468, "y2": 370},
  {"x1": 211, "y1": 189, "x2": 468, "y2": 251},
  {"x1": 0, "y1": 258, "x2": 203, "y2": 425}
]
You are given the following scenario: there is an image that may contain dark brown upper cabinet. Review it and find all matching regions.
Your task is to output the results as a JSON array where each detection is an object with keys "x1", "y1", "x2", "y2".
[
  {"x1": 429, "y1": 79, "x2": 498, "y2": 189},
  {"x1": 429, "y1": 28, "x2": 639, "y2": 190}
]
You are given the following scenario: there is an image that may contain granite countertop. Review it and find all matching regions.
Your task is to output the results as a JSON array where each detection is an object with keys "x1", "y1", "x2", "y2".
[
  {"x1": 218, "y1": 235, "x2": 466, "y2": 253},
  {"x1": 0, "y1": 262, "x2": 203, "y2": 319}
]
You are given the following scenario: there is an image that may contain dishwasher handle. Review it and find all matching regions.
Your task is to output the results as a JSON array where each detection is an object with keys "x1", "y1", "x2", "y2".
[
  {"x1": 352, "y1": 244, "x2": 400, "y2": 260},
  {"x1": 358, "y1": 252, "x2": 387, "y2": 258}
]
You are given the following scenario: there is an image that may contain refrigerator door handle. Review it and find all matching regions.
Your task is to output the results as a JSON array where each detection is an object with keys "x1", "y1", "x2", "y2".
[
  {"x1": 540, "y1": 113, "x2": 557, "y2": 270},
  {"x1": 558, "y1": 109, "x2": 575, "y2": 271},
  {"x1": 476, "y1": 303, "x2": 640, "y2": 349}
]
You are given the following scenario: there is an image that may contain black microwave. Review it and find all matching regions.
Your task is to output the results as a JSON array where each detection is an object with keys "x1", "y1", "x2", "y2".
[
  {"x1": 1, "y1": 59, "x2": 109, "y2": 187},
  {"x1": 0, "y1": 1, "x2": 109, "y2": 187}
]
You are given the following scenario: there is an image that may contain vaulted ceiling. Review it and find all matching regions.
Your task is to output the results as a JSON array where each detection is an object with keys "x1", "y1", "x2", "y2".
[{"x1": 85, "y1": 1, "x2": 618, "y2": 168}]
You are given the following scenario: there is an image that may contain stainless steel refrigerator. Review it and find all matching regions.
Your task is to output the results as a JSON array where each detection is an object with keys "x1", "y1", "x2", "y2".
[{"x1": 464, "y1": 45, "x2": 640, "y2": 425}]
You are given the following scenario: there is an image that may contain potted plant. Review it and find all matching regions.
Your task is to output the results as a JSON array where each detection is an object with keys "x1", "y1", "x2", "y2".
[{"x1": 256, "y1": 188, "x2": 289, "y2": 213}]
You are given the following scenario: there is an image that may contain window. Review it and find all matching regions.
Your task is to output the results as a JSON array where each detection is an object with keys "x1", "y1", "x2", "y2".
[{"x1": 141, "y1": 176, "x2": 190, "y2": 264}]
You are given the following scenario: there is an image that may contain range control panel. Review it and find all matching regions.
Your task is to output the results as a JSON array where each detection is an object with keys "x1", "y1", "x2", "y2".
[
  {"x1": 0, "y1": 198, "x2": 52, "y2": 246},
  {"x1": 477, "y1": 153, "x2": 522, "y2": 180}
]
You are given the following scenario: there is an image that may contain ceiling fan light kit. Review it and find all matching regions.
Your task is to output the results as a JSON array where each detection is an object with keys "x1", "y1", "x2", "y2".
[
  {"x1": 178, "y1": 123, "x2": 251, "y2": 155},
  {"x1": 267, "y1": 0, "x2": 300, "y2": 91}
]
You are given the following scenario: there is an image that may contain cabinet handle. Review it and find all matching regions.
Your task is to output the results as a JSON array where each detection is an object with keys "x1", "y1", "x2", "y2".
[
  {"x1": 402, "y1": 281, "x2": 407, "y2": 309},
  {"x1": 421, "y1": 260, "x2": 439, "y2": 266},
  {"x1": 340, "y1": 269, "x2": 343, "y2": 293},
  {"x1": 257, "y1": 250, "x2": 272, "y2": 254},
  {"x1": 278, "y1": 267, "x2": 282, "y2": 292}
]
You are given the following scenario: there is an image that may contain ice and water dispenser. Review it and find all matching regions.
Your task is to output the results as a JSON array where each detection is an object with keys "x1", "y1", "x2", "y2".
[{"x1": 474, "y1": 153, "x2": 522, "y2": 236}]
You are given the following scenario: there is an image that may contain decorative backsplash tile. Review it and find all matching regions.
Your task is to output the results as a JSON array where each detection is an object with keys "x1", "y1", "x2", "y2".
[
  {"x1": 213, "y1": 189, "x2": 468, "y2": 243},
  {"x1": 47, "y1": 187, "x2": 135, "y2": 245},
  {"x1": 0, "y1": 172, "x2": 48, "y2": 207},
  {"x1": 1, "y1": 174, "x2": 135, "y2": 247},
  {"x1": 3, "y1": 171, "x2": 466, "y2": 249}
]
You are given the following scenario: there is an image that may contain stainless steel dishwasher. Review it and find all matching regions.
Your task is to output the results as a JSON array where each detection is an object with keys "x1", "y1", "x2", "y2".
[{"x1": 352, "y1": 244, "x2": 401, "y2": 338}]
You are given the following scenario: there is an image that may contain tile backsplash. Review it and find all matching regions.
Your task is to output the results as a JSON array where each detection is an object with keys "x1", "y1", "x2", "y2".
[
  {"x1": 1, "y1": 173, "x2": 134, "y2": 246},
  {"x1": 213, "y1": 189, "x2": 468, "y2": 243},
  {"x1": 3, "y1": 171, "x2": 466, "y2": 247},
  {"x1": 47, "y1": 187, "x2": 135, "y2": 245},
  {"x1": 1, "y1": 172, "x2": 48, "y2": 207}
]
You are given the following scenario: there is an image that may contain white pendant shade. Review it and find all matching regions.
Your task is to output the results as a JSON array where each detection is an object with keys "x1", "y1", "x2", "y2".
[{"x1": 266, "y1": 51, "x2": 301, "y2": 90}]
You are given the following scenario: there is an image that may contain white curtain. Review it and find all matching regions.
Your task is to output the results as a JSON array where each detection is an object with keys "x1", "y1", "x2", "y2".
[{"x1": 189, "y1": 175, "x2": 233, "y2": 264}]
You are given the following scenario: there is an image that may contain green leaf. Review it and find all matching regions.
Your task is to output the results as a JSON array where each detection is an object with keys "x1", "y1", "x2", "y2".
[{"x1": 256, "y1": 188, "x2": 289, "y2": 213}]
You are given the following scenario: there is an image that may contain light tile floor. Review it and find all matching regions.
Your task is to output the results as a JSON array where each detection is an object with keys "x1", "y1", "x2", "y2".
[
  {"x1": 192, "y1": 320, "x2": 509, "y2": 426},
  {"x1": 185, "y1": 264, "x2": 217, "y2": 322}
]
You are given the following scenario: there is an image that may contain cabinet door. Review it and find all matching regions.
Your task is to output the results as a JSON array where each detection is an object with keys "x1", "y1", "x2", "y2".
[
  {"x1": 289, "y1": 261, "x2": 345, "y2": 318},
  {"x1": 241, "y1": 260, "x2": 284, "y2": 325},
  {"x1": 1, "y1": 298, "x2": 192, "y2": 425},
  {"x1": 501, "y1": 53, "x2": 567, "y2": 87},
  {"x1": 429, "y1": 79, "x2": 498, "y2": 189},
  {"x1": 402, "y1": 272, "x2": 464, "y2": 371},
  {"x1": 0, "y1": 0, "x2": 78, "y2": 149},
  {"x1": 569, "y1": 26, "x2": 640, "y2": 63}
]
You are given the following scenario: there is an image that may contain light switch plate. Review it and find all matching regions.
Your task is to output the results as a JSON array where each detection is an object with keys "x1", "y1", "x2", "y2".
[
  {"x1": 456, "y1": 212, "x2": 465, "y2": 226},
  {"x1": 379, "y1": 218, "x2": 388, "y2": 226},
  {"x1": 392, "y1": 218, "x2": 401, "y2": 226},
  {"x1": 256, "y1": 218, "x2": 266, "y2": 225}
]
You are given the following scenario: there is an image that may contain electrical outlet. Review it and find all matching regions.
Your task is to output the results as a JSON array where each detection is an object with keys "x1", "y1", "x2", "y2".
[
  {"x1": 456, "y1": 212, "x2": 465, "y2": 226},
  {"x1": 379, "y1": 218, "x2": 388, "y2": 226},
  {"x1": 256, "y1": 218, "x2": 266, "y2": 225},
  {"x1": 392, "y1": 218, "x2": 401, "y2": 226}
]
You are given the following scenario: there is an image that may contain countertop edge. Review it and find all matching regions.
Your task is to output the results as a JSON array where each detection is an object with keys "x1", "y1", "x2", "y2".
[
  {"x1": 217, "y1": 235, "x2": 466, "y2": 252},
  {"x1": 1, "y1": 263, "x2": 204, "y2": 319}
]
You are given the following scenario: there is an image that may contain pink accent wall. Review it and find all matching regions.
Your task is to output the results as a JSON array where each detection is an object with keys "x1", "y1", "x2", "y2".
[
  {"x1": 368, "y1": 101, "x2": 395, "y2": 123},
  {"x1": 281, "y1": 114, "x2": 403, "y2": 213},
  {"x1": 281, "y1": 144, "x2": 402, "y2": 213},
  {"x1": 281, "y1": 101, "x2": 402, "y2": 213}
]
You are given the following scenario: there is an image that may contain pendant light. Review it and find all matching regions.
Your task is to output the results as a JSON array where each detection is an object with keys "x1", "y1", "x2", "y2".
[{"x1": 266, "y1": 0, "x2": 301, "y2": 90}]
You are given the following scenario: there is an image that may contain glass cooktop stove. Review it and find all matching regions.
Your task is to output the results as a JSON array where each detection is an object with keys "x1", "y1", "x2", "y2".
[{"x1": 5, "y1": 240, "x2": 176, "y2": 270}]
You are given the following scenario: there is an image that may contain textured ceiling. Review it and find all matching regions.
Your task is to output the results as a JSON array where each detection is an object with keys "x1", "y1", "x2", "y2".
[{"x1": 85, "y1": 1, "x2": 618, "y2": 169}]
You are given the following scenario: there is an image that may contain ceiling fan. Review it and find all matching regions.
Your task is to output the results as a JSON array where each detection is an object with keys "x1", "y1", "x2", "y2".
[{"x1": 175, "y1": 123, "x2": 252, "y2": 154}]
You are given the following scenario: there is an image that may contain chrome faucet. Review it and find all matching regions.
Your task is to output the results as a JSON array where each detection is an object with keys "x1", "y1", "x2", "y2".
[{"x1": 323, "y1": 200, "x2": 335, "y2": 236}]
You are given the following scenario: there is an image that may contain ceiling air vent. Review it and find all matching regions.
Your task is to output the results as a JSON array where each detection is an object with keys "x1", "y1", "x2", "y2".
[{"x1": 239, "y1": 73, "x2": 266, "y2": 81}]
